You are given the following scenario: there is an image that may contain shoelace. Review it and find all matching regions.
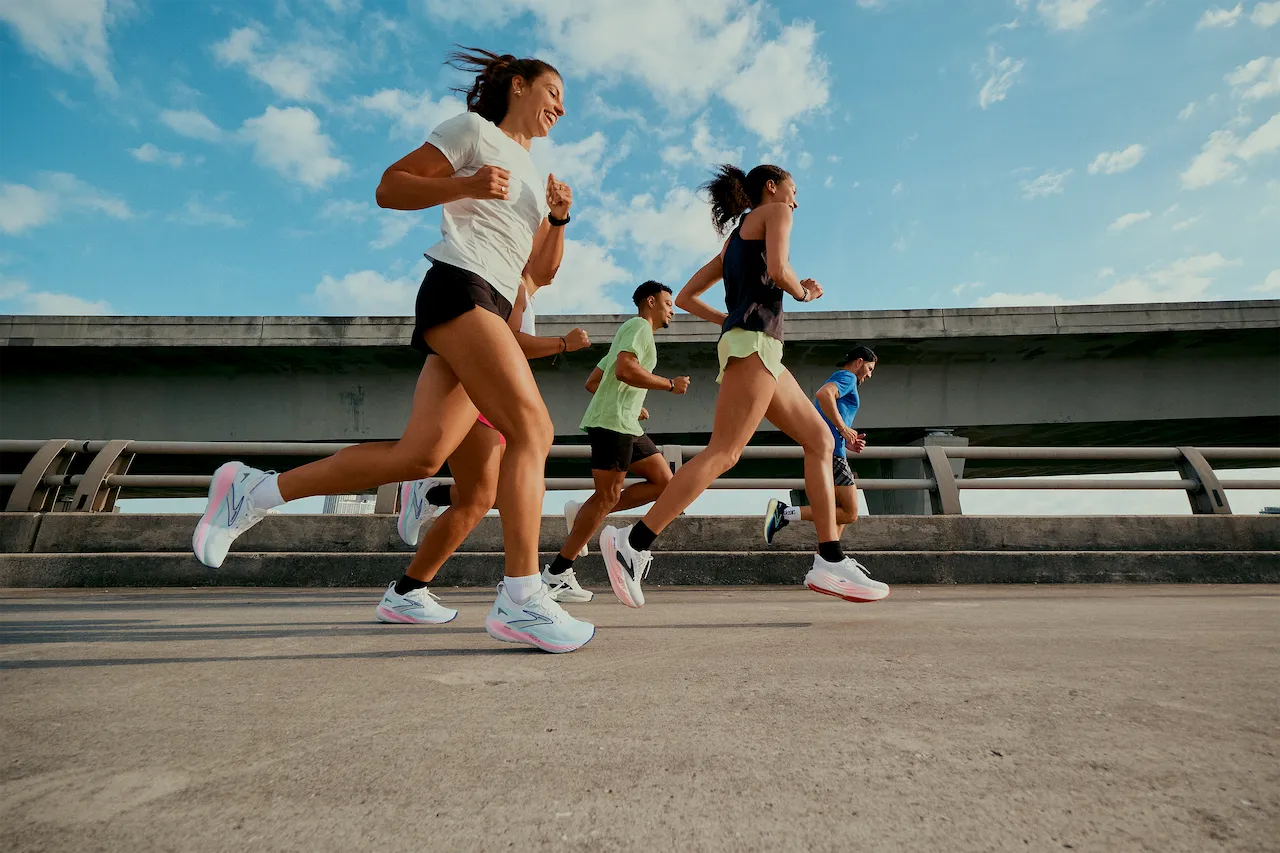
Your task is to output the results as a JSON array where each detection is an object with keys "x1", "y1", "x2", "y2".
[{"x1": 634, "y1": 550, "x2": 653, "y2": 581}]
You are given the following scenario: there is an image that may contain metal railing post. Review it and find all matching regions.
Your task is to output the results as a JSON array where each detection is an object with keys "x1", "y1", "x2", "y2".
[
  {"x1": 661, "y1": 444, "x2": 683, "y2": 473},
  {"x1": 374, "y1": 483, "x2": 399, "y2": 515},
  {"x1": 1175, "y1": 446, "x2": 1232, "y2": 515},
  {"x1": 71, "y1": 440, "x2": 135, "y2": 512},
  {"x1": 4, "y1": 439, "x2": 77, "y2": 512},
  {"x1": 923, "y1": 445, "x2": 963, "y2": 514}
]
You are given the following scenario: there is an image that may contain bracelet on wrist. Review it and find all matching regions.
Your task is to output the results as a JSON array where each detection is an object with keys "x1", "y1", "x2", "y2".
[
  {"x1": 549, "y1": 213, "x2": 571, "y2": 227},
  {"x1": 559, "y1": 336, "x2": 566, "y2": 353},
  {"x1": 668, "y1": 378, "x2": 674, "y2": 392}
]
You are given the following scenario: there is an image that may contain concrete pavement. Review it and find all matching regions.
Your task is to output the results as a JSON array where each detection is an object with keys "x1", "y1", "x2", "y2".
[{"x1": 1, "y1": 585, "x2": 1277, "y2": 852}]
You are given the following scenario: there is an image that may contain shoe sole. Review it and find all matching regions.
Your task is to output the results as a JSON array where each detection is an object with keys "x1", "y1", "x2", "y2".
[
  {"x1": 484, "y1": 619, "x2": 595, "y2": 653},
  {"x1": 805, "y1": 582, "x2": 889, "y2": 603},
  {"x1": 192, "y1": 461, "x2": 241, "y2": 568},
  {"x1": 764, "y1": 498, "x2": 780, "y2": 545},
  {"x1": 566, "y1": 504, "x2": 588, "y2": 557},
  {"x1": 600, "y1": 527, "x2": 643, "y2": 608},
  {"x1": 375, "y1": 604, "x2": 458, "y2": 624}
]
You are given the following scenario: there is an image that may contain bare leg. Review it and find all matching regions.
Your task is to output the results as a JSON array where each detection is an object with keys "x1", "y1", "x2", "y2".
[
  {"x1": 800, "y1": 485, "x2": 858, "y2": 536},
  {"x1": 640, "y1": 355, "x2": 776, "y2": 535},
  {"x1": 278, "y1": 356, "x2": 477, "y2": 501},
  {"x1": 558, "y1": 468, "x2": 626, "y2": 561},
  {"x1": 763, "y1": 369, "x2": 838, "y2": 542},
  {"x1": 405, "y1": 423, "x2": 503, "y2": 583},
  {"x1": 614, "y1": 452, "x2": 674, "y2": 511},
  {"x1": 422, "y1": 309, "x2": 553, "y2": 579}
]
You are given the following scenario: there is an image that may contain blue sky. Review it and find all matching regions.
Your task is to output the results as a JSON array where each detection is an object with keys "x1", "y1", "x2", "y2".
[{"x1": 1, "y1": 0, "x2": 1278, "y2": 318}]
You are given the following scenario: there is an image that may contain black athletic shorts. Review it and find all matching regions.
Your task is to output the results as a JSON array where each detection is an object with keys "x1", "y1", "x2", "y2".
[
  {"x1": 411, "y1": 261, "x2": 513, "y2": 356},
  {"x1": 586, "y1": 428, "x2": 661, "y2": 472},
  {"x1": 832, "y1": 454, "x2": 856, "y2": 488}
]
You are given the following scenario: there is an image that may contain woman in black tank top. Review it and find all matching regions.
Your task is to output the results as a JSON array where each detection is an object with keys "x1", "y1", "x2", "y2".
[{"x1": 599, "y1": 164, "x2": 863, "y2": 604}]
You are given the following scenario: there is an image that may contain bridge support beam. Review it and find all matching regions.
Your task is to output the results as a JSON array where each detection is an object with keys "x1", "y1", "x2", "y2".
[{"x1": 864, "y1": 431, "x2": 969, "y2": 516}]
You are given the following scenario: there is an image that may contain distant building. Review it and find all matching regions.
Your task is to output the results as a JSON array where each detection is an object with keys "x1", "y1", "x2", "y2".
[
  {"x1": 323, "y1": 494, "x2": 377, "y2": 515},
  {"x1": 1262, "y1": 507, "x2": 1280, "y2": 515}
]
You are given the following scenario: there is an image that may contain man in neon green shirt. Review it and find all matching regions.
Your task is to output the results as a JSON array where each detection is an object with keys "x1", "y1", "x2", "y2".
[{"x1": 542, "y1": 282, "x2": 691, "y2": 602}]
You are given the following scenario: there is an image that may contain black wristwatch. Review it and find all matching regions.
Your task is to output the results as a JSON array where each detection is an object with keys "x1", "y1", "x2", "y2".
[{"x1": 549, "y1": 213, "x2": 571, "y2": 227}]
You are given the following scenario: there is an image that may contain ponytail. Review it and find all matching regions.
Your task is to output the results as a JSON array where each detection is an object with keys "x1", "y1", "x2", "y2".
[
  {"x1": 446, "y1": 46, "x2": 559, "y2": 125},
  {"x1": 701, "y1": 163, "x2": 792, "y2": 235}
]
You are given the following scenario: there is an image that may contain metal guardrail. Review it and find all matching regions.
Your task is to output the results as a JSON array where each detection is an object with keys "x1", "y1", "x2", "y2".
[{"x1": 2, "y1": 439, "x2": 1277, "y2": 516}]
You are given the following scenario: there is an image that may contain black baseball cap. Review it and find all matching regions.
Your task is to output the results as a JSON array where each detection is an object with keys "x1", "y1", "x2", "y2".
[{"x1": 837, "y1": 345, "x2": 877, "y2": 366}]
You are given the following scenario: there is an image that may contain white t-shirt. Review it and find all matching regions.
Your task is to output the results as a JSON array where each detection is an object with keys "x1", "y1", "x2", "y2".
[
  {"x1": 423, "y1": 112, "x2": 549, "y2": 305},
  {"x1": 520, "y1": 288, "x2": 536, "y2": 335}
]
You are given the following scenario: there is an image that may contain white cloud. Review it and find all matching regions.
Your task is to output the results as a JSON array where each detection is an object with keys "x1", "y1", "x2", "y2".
[
  {"x1": 592, "y1": 186, "x2": 724, "y2": 274},
  {"x1": 892, "y1": 180, "x2": 905, "y2": 197},
  {"x1": 129, "y1": 143, "x2": 185, "y2": 167},
  {"x1": 660, "y1": 117, "x2": 744, "y2": 169},
  {"x1": 0, "y1": 172, "x2": 131, "y2": 235},
  {"x1": 0, "y1": 276, "x2": 112, "y2": 314},
  {"x1": 1253, "y1": 269, "x2": 1280, "y2": 292},
  {"x1": 424, "y1": 0, "x2": 829, "y2": 142},
  {"x1": 1172, "y1": 215, "x2": 1202, "y2": 231},
  {"x1": 311, "y1": 269, "x2": 417, "y2": 315},
  {"x1": 1253, "y1": 2, "x2": 1280, "y2": 27},
  {"x1": 1226, "y1": 57, "x2": 1280, "y2": 101},
  {"x1": 212, "y1": 23, "x2": 343, "y2": 103},
  {"x1": 0, "y1": 0, "x2": 128, "y2": 93},
  {"x1": 351, "y1": 88, "x2": 464, "y2": 141},
  {"x1": 978, "y1": 45, "x2": 1025, "y2": 109},
  {"x1": 975, "y1": 253, "x2": 1241, "y2": 306},
  {"x1": 1108, "y1": 210, "x2": 1152, "y2": 231},
  {"x1": 1097, "y1": 267, "x2": 1115, "y2": 278},
  {"x1": 532, "y1": 239, "x2": 630, "y2": 314},
  {"x1": 320, "y1": 199, "x2": 374, "y2": 221},
  {"x1": 1181, "y1": 112, "x2": 1280, "y2": 187},
  {"x1": 319, "y1": 198, "x2": 420, "y2": 249},
  {"x1": 1088, "y1": 143, "x2": 1145, "y2": 175},
  {"x1": 1178, "y1": 101, "x2": 1197, "y2": 120},
  {"x1": 1181, "y1": 129, "x2": 1242, "y2": 187},
  {"x1": 369, "y1": 216, "x2": 416, "y2": 250},
  {"x1": 169, "y1": 198, "x2": 244, "y2": 228},
  {"x1": 823, "y1": 175, "x2": 834, "y2": 189},
  {"x1": 239, "y1": 106, "x2": 348, "y2": 189},
  {"x1": 951, "y1": 281, "x2": 983, "y2": 297},
  {"x1": 160, "y1": 109, "x2": 225, "y2": 142},
  {"x1": 1020, "y1": 168, "x2": 1073, "y2": 199},
  {"x1": 1037, "y1": 0, "x2": 1102, "y2": 30},
  {"x1": 532, "y1": 131, "x2": 613, "y2": 193},
  {"x1": 1197, "y1": 4, "x2": 1244, "y2": 28}
]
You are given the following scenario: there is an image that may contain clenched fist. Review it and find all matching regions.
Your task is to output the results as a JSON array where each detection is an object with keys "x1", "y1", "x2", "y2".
[
  {"x1": 799, "y1": 278, "x2": 823, "y2": 302},
  {"x1": 563, "y1": 327, "x2": 590, "y2": 352},
  {"x1": 468, "y1": 165, "x2": 512, "y2": 201},
  {"x1": 546, "y1": 173, "x2": 573, "y2": 219},
  {"x1": 671, "y1": 376, "x2": 691, "y2": 394}
]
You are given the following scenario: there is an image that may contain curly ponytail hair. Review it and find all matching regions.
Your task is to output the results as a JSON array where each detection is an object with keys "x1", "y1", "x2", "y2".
[
  {"x1": 446, "y1": 46, "x2": 560, "y2": 126},
  {"x1": 701, "y1": 164, "x2": 792, "y2": 235}
]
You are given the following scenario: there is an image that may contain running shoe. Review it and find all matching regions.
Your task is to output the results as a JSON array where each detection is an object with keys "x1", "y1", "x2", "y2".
[
  {"x1": 375, "y1": 582, "x2": 458, "y2": 624},
  {"x1": 599, "y1": 524, "x2": 652, "y2": 608},
  {"x1": 564, "y1": 499, "x2": 589, "y2": 557},
  {"x1": 763, "y1": 498, "x2": 790, "y2": 545},
  {"x1": 397, "y1": 478, "x2": 440, "y2": 547},
  {"x1": 484, "y1": 583, "x2": 595, "y2": 653},
  {"x1": 541, "y1": 564, "x2": 593, "y2": 603},
  {"x1": 192, "y1": 461, "x2": 275, "y2": 569},
  {"x1": 804, "y1": 555, "x2": 890, "y2": 603}
]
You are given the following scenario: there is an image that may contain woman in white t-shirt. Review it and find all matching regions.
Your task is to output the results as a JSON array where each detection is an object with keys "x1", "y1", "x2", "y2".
[{"x1": 191, "y1": 49, "x2": 595, "y2": 653}]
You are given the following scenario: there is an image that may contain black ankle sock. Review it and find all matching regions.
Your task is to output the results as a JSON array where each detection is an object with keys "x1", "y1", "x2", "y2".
[
  {"x1": 393, "y1": 574, "x2": 430, "y2": 596},
  {"x1": 426, "y1": 484, "x2": 452, "y2": 506},
  {"x1": 628, "y1": 521, "x2": 657, "y2": 552},
  {"x1": 818, "y1": 541, "x2": 845, "y2": 563},
  {"x1": 548, "y1": 554, "x2": 575, "y2": 575}
]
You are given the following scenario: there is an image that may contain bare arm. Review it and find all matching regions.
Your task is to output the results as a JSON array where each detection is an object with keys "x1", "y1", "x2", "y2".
[
  {"x1": 676, "y1": 249, "x2": 729, "y2": 327},
  {"x1": 816, "y1": 383, "x2": 857, "y2": 445},
  {"x1": 522, "y1": 175, "x2": 573, "y2": 288},
  {"x1": 507, "y1": 284, "x2": 588, "y2": 359},
  {"x1": 762, "y1": 205, "x2": 809, "y2": 300},
  {"x1": 616, "y1": 351, "x2": 689, "y2": 393},
  {"x1": 585, "y1": 367, "x2": 604, "y2": 394},
  {"x1": 375, "y1": 144, "x2": 505, "y2": 211}
]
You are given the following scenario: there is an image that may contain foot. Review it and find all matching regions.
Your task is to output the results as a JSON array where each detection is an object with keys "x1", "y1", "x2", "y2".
[
  {"x1": 397, "y1": 478, "x2": 440, "y2": 547},
  {"x1": 599, "y1": 525, "x2": 652, "y2": 609},
  {"x1": 192, "y1": 461, "x2": 274, "y2": 569},
  {"x1": 375, "y1": 582, "x2": 458, "y2": 624},
  {"x1": 484, "y1": 583, "x2": 595, "y2": 653},
  {"x1": 564, "y1": 499, "x2": 589, "y2": 557},
  {"x1": 805, "y1": 555, "x2": 890, "y2": 603},
  {"x1": 541, "y1": 565, "x2": 594, "y2": 603},
  {"x1": 764, "y1": 498, "x2": 790, "y2": 545}
]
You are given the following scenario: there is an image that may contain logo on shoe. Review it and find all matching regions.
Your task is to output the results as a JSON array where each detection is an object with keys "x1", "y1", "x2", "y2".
[{"x1": 507, "y1": 609, "x2": 554, "y2": 630}]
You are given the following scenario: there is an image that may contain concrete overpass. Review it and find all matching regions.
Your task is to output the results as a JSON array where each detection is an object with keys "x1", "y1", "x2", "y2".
[{"x1": 2, "y1": 301, "x2": 1278, "y2": 485}]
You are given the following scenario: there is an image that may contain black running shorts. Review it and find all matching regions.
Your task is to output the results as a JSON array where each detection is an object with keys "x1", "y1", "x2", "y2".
[
  {"x1": 411, "y1": 261, "x2": 513, "y2": 356},
  {"x1": 832, "y1": 454, "x2": 856, "y2": 488},
  {"x1": 586, "y1": 428, "x2": 661, "y2": 472}
]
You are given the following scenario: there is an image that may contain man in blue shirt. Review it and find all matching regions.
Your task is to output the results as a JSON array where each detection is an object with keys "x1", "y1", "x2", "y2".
[{"x1": 764, "y1": 345, "x2": 877, "y2": 544}]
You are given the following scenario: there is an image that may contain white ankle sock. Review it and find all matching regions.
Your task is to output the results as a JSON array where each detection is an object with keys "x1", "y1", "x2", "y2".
[
  {"x1": 783, "y1": 506, "x2": 801, "y2": 522},
  {"x1": 504, "y1": 574, "x2": 542, "y2": 604},
  {"x1": 250, "y1": 472, "x2": 285, "y2": 510}
]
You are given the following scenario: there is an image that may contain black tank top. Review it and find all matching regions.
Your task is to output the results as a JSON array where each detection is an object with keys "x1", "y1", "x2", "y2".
[{"x1": 720, "y1": 218, "x2": 784, "y2": 342}]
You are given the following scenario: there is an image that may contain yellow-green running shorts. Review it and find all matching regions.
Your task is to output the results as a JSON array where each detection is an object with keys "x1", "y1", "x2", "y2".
[{"x1": 716, "y1": 328, "x2": 784, "y2": 384}]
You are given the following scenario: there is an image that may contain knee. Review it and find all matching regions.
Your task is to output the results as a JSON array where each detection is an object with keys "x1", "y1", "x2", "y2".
[
  {"x1": 599, "y1": 485, "x2": 623, "y2": 507},
  {"x1": 454, "y1": 497, "x2": 492, "y2": 527},
  {"x1": 397, "y1": 456, "x2": 442, "y2": 481},
  {"x1": 506, "y1": 405, "x2": 553, "y2": 454},
  {"x1": 805, "y1": 429, "x2": 835, "y2": 458},
  {"x1": 704, "y1": 444, "x2": 743, "y2": 475}
]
